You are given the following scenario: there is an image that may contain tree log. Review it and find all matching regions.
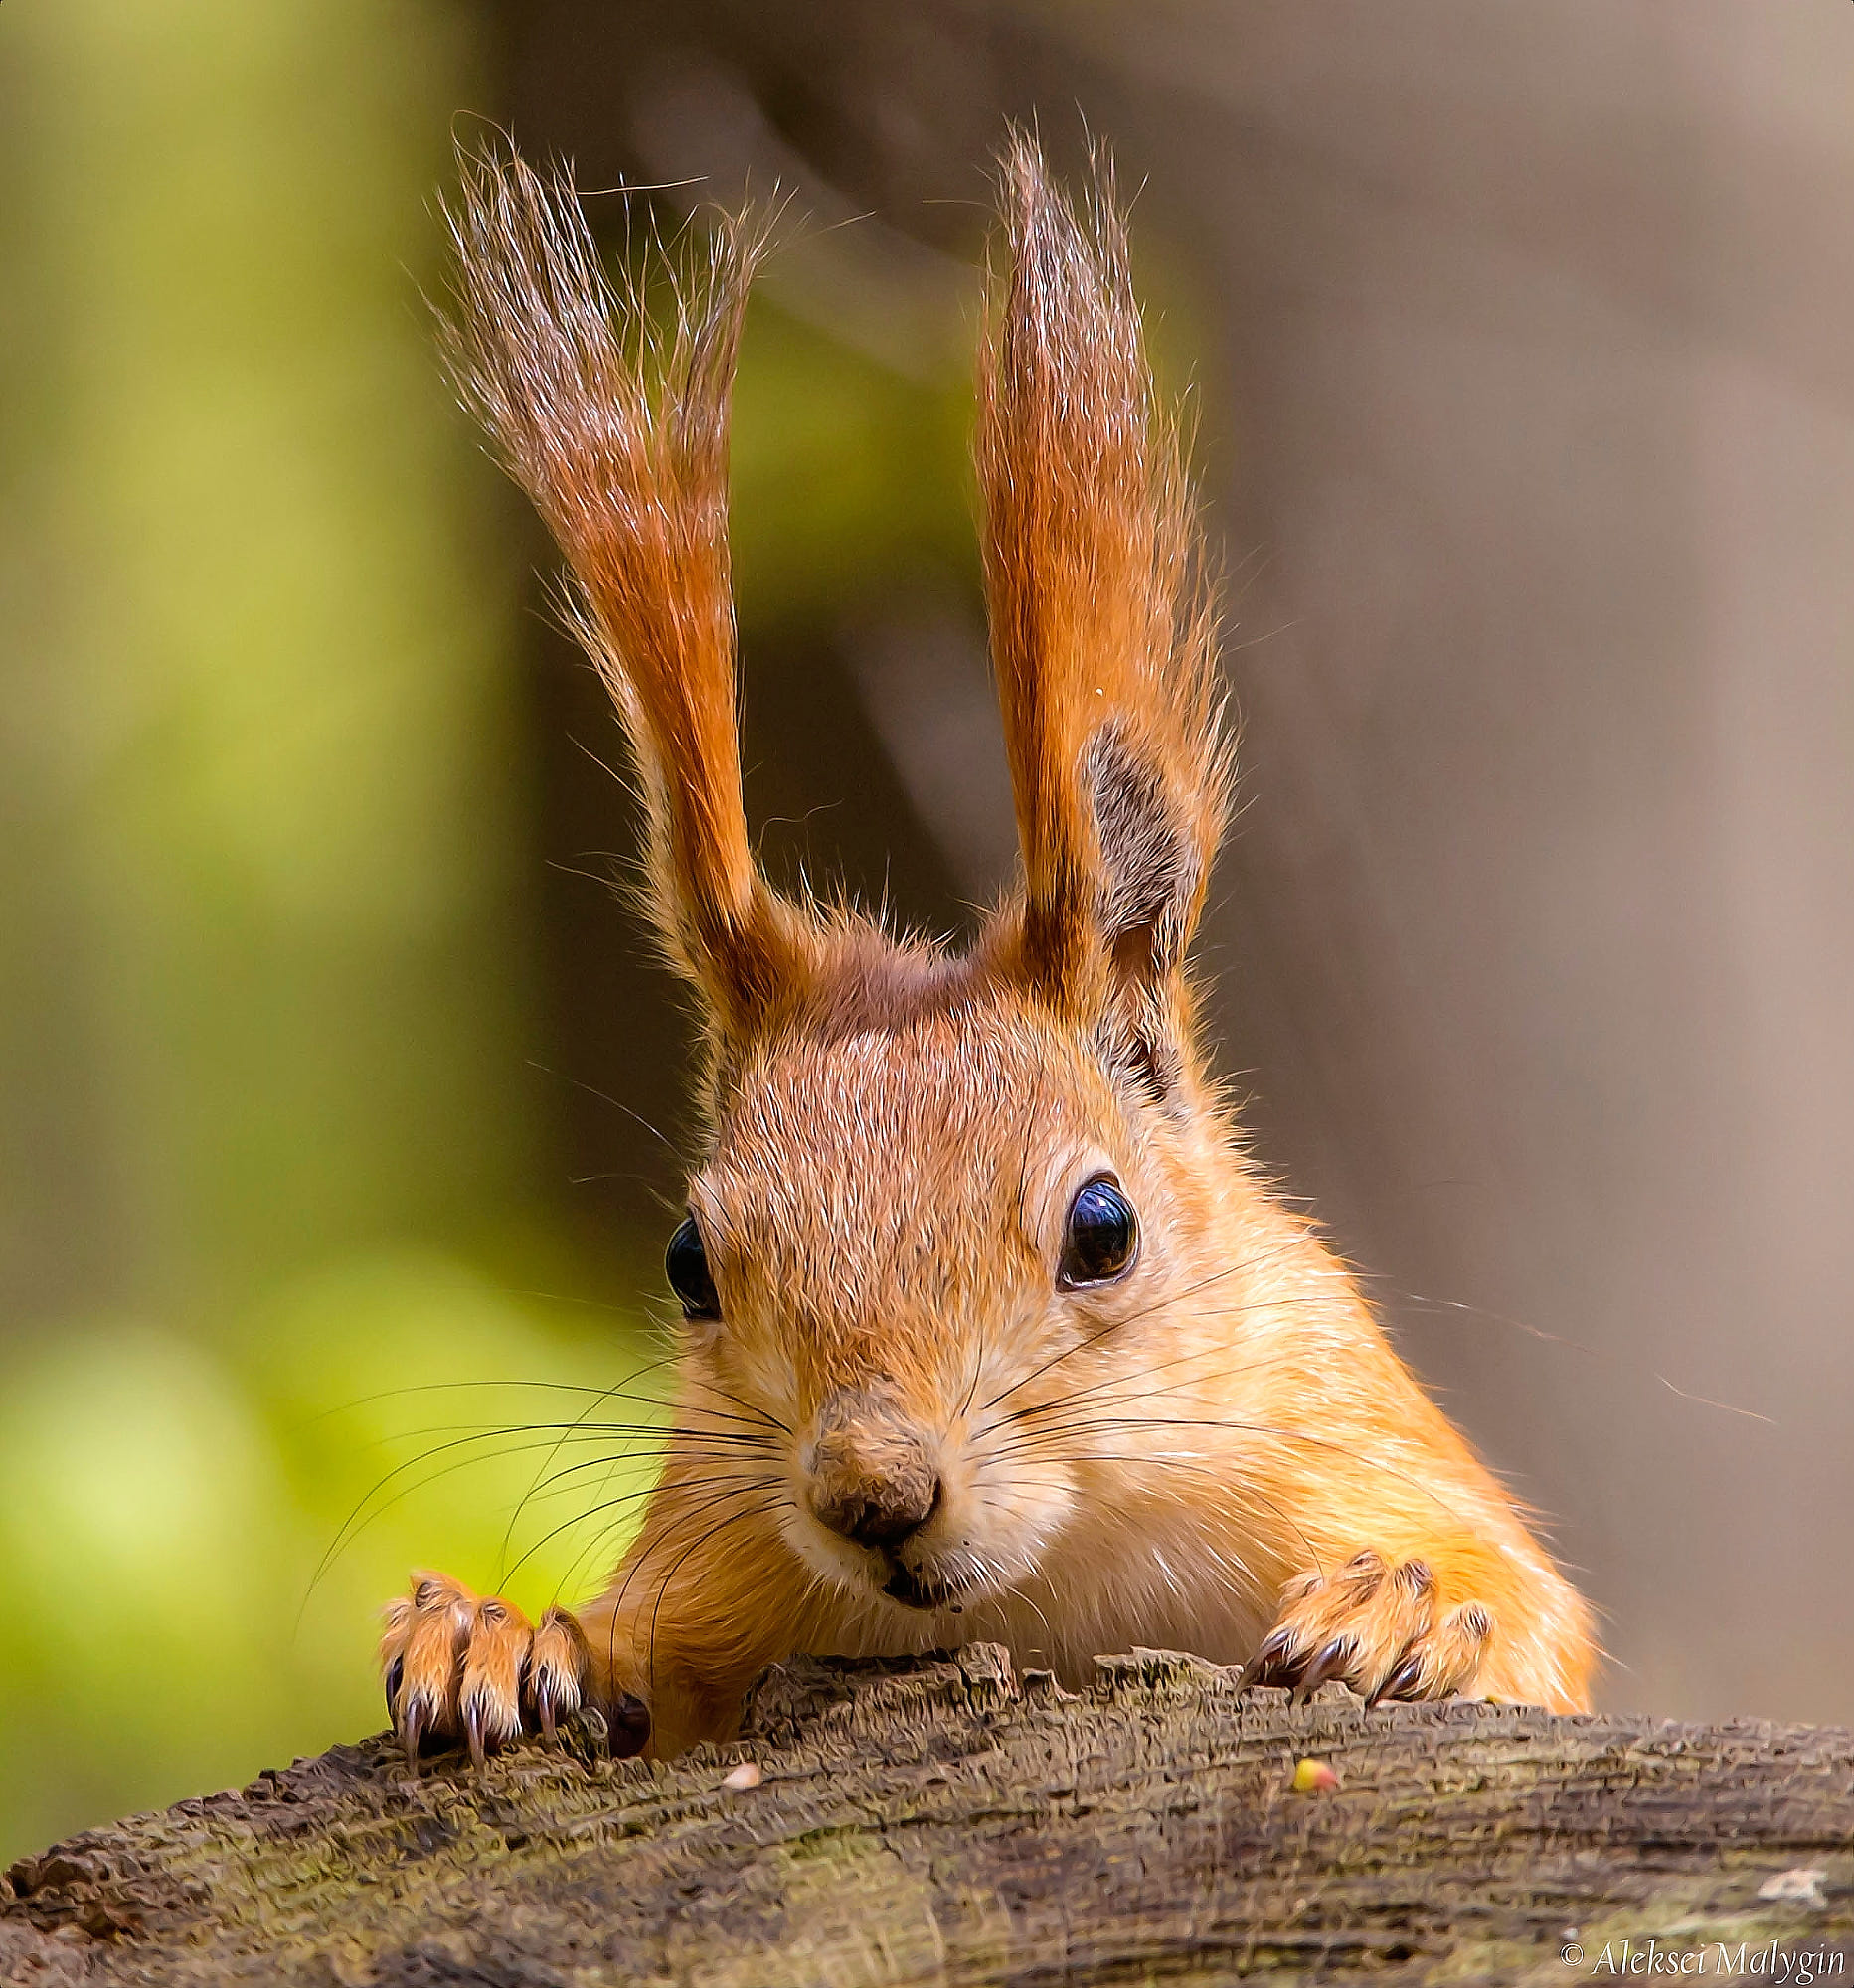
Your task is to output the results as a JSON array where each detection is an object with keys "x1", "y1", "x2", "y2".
[{"x1": 4, "y1": 1647, "x2": 1851, "y2": 1985}]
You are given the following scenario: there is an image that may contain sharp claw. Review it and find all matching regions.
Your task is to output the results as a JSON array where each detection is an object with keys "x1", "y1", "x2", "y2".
[
  {"x1": 463, "y1": 1694, "x2": 488, "y2": 1769},
  {"x1": 1376, "y1": 1649, "x2": 1428, "y2": 1704},
  {"x1": 1238, "y1": 1626, "x2": 1296, "y2": 1693},
  {"x1": 1367, "y1": 1639, "x2": 1417, "y2": 1708},
  {"x1": 1293, "y1": 1635, "x2": 1354, "y2": 1703},
  {"x1": 1271, "y1": 1642, "x2": 1316, "y2": 1692},
  {"x1": 535, "y1": 1679, "x2": 558, "y2": 1745},
  {"x1": 384, "y1": 1656, "x2": 404, "y2": 1727},
  {"x1": 402, "y1": 1697, "x2": 425, "y2": 1772}
]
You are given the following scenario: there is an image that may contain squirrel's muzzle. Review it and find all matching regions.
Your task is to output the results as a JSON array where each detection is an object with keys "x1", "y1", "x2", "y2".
[{"x1": 806, "y1": 1386, "x2": 942, "y2": 1554}]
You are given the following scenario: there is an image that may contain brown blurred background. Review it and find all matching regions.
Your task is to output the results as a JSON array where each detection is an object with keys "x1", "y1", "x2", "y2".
[{"x1": 3, "y1": 0, "x2": 1850, "y2": 1859}]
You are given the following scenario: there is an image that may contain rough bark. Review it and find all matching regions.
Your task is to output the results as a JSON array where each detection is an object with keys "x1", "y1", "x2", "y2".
[{"x1": 3, "y1": 1647, "x2": 1851, "y2": 1986}]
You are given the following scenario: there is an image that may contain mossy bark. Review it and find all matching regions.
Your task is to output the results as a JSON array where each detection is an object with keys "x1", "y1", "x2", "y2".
[{"x1": 4, "y1": 1646, "x2": 1851, "y2": 1985}]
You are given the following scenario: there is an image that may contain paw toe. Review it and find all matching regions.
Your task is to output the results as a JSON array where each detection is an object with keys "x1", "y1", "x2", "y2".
[
  {"x1": 1245, "y1": 1551, "x2": 1496, "y2": 1706},
  {"x1": 381, "y1": 1573, "x2": 557, "y2": 1769},
  {"x1": 1293, "y1": 1633, "x2": 1358, "y2": 1702},
  {"x1": 526, "y1": 1607, "x2": 589, "y2": 1743}
]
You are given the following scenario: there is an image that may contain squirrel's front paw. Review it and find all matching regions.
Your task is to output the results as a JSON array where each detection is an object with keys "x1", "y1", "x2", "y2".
[
  {"x1": 1239, "y1": 1550, "x2": 1493, "y2": 1705},
  {"x1": 379, "y1": 1572, "x2": 638, "y2": 1768}
]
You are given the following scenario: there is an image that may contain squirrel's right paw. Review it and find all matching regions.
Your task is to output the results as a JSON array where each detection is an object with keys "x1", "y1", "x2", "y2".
[
  {"x1": 379, "y1": 1572, "x2": 643, "y2": 1768},
  {"x1": 1237, "y1": 1550, "x2": 1493, "y2": 1705}
]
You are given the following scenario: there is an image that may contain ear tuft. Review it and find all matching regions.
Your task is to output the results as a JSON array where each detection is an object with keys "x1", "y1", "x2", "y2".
[
  {"x1": 978, "y1": 132, "x2": 1231, "y2": 1050},
  {"x1": 442, "y1": 147, "x2": 810, "y2": 1040}
]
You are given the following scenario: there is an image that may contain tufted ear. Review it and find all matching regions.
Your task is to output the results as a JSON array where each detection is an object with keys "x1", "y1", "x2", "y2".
[
  {"x1": 976, "y1": 135, "x2": 1231, "y2": 1091},
  {"x1": 443, "y1": 150, "x2": 812, "y2": 1042}
]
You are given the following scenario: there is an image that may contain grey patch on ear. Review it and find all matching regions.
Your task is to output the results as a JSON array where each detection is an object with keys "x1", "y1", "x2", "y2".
[
  {"x1": 1085, "y1": 723, "x2": 1201, "y2": 980},
  {"x1": 1095, "y1": 1005, "x2": 1181, "y2": 1109}
]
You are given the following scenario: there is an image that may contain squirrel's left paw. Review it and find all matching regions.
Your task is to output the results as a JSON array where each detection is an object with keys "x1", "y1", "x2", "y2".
[
  {"x1": 379, "y1": 1571, "x2": 594, "y2": 1768},
  {"x1": 1239, "y1": 1549, "x2": 1492, "y2": 1704}
]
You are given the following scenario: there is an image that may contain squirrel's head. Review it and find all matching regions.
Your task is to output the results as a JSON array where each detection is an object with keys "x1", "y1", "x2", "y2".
[
  {"x1": 681, "y1": 988, "x2": 1241, "y2": 1615},
  {"x1": 448, "y1": 134, "x2": 1243, "y2": 1619}
]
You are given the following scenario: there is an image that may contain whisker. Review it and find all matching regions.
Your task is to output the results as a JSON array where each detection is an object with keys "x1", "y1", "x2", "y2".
[
  {"x1": 971, "y1": 1303, "x2": 1352, "y2": 1444},
  {"x1": 312, "y1": 1429, "x2": 695, "y2": 1585},
  {"x1": 976, "y1": 1238, "x2": 1313, "y2": 1418},
  {"x1": 1396, "y1": 1289, "x2": 1774, "y2": 1426},
  {"x1": 993, "y1": 1414, "x2": 1477, "y2": 1538},
  {"x1": 306, "y1": 1411, "x2": 770, "y2": 1608},
  {"x1": 495, "y1": 1468, "x2": 769, "y2": 1591},
  {"x1": 590, "y1": 1473, "x2": 790, "y2": 1686},
  {"x1": 500, "y1": 1363, "x2": 690, "y2": 1574},
  {"x1": 294, "y1": 1368, "x2": 680, "y2": 1432},
  {"x1": 571, "y1": 1475, "x2": 790, "y2": 1656},
  {"x1": 686, "y1": 1375, "x2": 793, "y2": 1437},
  {"x1": 646, "y1": 1494, "x2": 787, "y2": 1688},
  {"x1": 524, "y1": 1057, "x2": 679, "y2": 1154},
  {"x1": 976, "y1": 1442, "x2": 1326, "y2": 1580},
  {"x1": 605, "y1": 1476, "x2": 788, "y2": 1629}
]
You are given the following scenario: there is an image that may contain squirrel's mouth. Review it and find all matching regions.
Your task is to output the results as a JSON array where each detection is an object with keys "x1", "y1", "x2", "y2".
[{"x1": 881, "y1": 1558, "x2": 968, "y2": 1612}]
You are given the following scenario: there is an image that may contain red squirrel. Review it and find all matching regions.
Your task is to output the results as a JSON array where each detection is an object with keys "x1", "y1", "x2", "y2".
[{"x1": 380, "y1": 134, "x2": 1594, "y2": 1766}]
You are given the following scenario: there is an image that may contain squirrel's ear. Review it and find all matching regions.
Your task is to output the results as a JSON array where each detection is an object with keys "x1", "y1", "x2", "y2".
[
  {"x1": 443, "y1": 150, "x2": 808, "y2": 1039},
  {"x1": 978, "y1": 135, "x2": 1231, "y2": 1082}
]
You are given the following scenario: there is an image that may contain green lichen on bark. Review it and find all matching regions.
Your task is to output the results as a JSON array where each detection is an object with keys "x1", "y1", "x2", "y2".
[{"x1": 4, "y1": 1646, "x2": 1851, "y2": 1984}]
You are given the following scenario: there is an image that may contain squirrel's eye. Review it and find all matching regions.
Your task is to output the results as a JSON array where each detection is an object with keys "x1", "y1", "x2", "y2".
[
  {"x1": 1059, "y1": 1176, "x2": 1139, "y2": 1289},
  {"x1": 666, "y1": 1214, "x2": 720, "y2": 1322}
]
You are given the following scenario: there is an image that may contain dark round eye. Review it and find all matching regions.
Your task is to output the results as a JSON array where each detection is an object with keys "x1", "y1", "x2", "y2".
[
  {"x1": 666, "y1": 1214, "x2": 720, "y2": 1322},
  {"x1": 1059, "y1": 1176, "x2": 1139, "y2": 1289}
]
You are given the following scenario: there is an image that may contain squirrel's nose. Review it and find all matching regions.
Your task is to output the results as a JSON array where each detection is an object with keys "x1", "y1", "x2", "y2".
[
  {"x1": 807, "y1": 1385, "x2": 942, "y2": 1553},
  {"x1": 814, "y1": 1475, "x2": 942, "y2": 1551}
]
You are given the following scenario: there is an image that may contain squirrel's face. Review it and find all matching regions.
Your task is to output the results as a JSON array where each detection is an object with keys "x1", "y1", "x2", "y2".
[
  {"x1": 668, "y1": 995, "x2": 1226, "y2": 1618},
  {"x1": 454, "y1": 133, "x2": 1245, "y2": 1629}
]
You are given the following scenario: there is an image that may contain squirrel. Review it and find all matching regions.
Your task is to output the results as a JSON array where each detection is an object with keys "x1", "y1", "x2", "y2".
[{"x1": 380, "y1": 133, "x2": 1595, "y2": 1767}]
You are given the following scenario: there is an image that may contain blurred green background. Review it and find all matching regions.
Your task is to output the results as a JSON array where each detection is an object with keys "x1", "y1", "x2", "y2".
[
  {"x1": 0, "y1": 0, "x2": 985, "y2": 1862},
  {"x1": 0, "y1": 0, "x2": 617, "y2": 1859},
  {"x1": 7, "y1": 0, "x2": 1854, "y2": 1867}
]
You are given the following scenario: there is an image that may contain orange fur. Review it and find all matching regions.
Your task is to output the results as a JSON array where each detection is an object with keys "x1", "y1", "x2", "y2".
[
  {"x1": 381, "y1": 136, "x2": 1593, "y2": 1766},
  {"x1": 978, "y1": 137, "x2": 1229, "y2": 1022},
  {"x1": 443, "y1": 154, "x2": 809, "y2": 1033}
]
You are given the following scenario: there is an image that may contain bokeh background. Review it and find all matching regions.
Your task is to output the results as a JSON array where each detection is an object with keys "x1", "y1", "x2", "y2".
[{"x1": 3, "y1": 0, "x2": 1851, "y2": 1861}]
